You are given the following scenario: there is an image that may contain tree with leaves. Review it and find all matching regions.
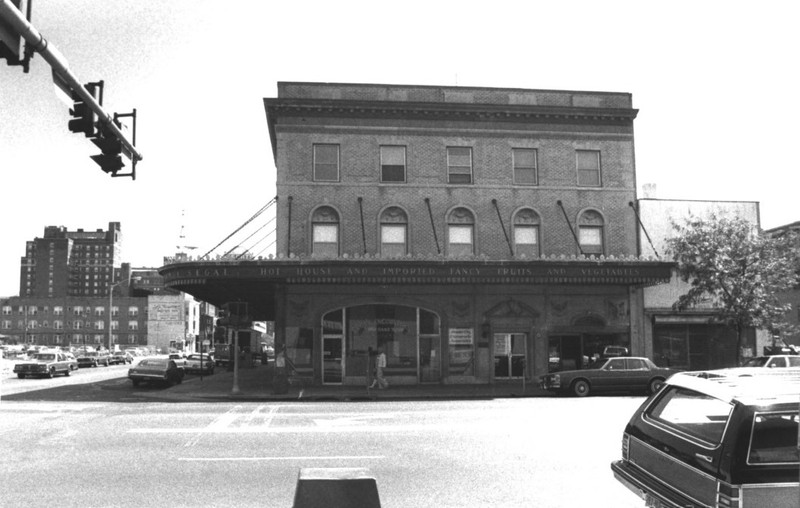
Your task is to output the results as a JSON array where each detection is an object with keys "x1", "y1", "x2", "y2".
[{"x1": 667, "y1": 213, "x2": 800, "y2": 364}]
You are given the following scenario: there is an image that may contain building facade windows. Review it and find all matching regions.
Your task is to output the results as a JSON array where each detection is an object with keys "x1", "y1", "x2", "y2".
[
  {"x1": 313, "y1": 144, "x2": 340, "y2": 182},
  {"x1": 447, "y1": 147, "x2": 472, "y2": 184},
  {"x1": 311, "y1": 206, "x2": 340, "y2": 257},
  {"x1": 380, "y1": 145, "x2": 406, "y2": 183},
  {"x1": 513, "y1": 148, "x2": 538, "y2": 185},
  {"x1": 578, "y1": 209, "x2": 605, "y2": 256},
  {"x1": 380, "y1": 207, "x2": 408, "y2": 258},
  {"x1": 447, "y1": 207, "x2": 475, "y2": 257},
  {"x1": 128, "y1": 306, "x2": 138, "y2": 317},
  {"x1": 576, "y1": 150, "x2": 601, "y2": 187},
  {"x1": 513, "y1": 208, "x2": 541, "y2": 258}
]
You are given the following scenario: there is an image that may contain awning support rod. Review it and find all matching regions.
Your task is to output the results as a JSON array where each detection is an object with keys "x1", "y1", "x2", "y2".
[
  {"x1": 492, "y1": 199, "x2": 514, "y2": 257},
  {"x1": 424, "y1": 198, "x2": 441, "y2": 254},
  {"x1": 628, "y1": 201, "x2": 660, "y2": 259},
  {"x1": 556, "y1": 200, "x2": 585, "y2": 256}
]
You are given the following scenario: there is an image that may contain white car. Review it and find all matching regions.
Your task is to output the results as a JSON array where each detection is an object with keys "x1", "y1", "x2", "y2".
[{"x1": 741, "y1": 355, "x2": 800, "y2": 368}]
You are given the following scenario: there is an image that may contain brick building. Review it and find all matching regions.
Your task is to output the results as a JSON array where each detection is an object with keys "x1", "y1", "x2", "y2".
[
  {"x1": 162, "y1": 81, "x2": 674, "y2": 386},
  {"x1": 20, "y1": 222, "x2": 122, "y2": 298}
]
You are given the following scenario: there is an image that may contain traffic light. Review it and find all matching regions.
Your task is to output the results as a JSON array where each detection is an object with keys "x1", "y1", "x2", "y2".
[
  {"x1": 67, "y1": 83, "x2": 98, "y2": 137},
  {"x1": 90, "y1": 118, "x2": 125, "y2": 174}
]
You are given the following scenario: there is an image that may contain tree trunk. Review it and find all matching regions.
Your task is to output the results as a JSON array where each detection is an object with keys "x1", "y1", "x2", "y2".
[{"x1": 735, "y1": 322, "x2": 744, "y2": 366}]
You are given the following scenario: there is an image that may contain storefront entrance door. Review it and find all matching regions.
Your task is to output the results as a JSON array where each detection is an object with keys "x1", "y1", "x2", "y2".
[
  {"x1": 419, "y1": 335, "x2": 440, "y2": 383},
  {"x1": 494, "y1": 333, "x2": 526, "y2": 378},
  {"x1": 322, "y1": 336, "x2": 343, "y2": 384}
]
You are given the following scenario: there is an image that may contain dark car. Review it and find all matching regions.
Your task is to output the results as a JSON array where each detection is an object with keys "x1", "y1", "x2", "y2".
[
  {"x1": 611, "y1": 369, "x2": 800, "y2": 508},
  {"x1": 77, "y1": 350, "x2": 110, "y2": 367},
  {"x1": 539, "y1": 356, "x2": 681, "y2": 397},
  {"x1": 128, "y1": 358, "x2": 184, "y2": 387}
]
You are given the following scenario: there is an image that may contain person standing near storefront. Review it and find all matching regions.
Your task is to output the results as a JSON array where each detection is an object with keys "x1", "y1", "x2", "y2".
[{"x1": 370, "y1": 346, "x2": 388, "y2": 389}]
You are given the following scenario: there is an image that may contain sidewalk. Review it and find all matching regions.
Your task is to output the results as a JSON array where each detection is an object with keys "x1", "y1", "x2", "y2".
[{"x1": 143, "y1": 363, "x2": 551, "y2": 402}]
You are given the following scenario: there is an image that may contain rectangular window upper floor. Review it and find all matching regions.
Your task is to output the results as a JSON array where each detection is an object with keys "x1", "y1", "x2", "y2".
[
  {"x1": 576, "y1": 150, "x2": 601, "y2": 187},
  {"x1": 313, "y1": 144, "x2": 340, "y2": 182},
  {"x1": 447, "y1": 147, "x2": 472, "y2": 184}
]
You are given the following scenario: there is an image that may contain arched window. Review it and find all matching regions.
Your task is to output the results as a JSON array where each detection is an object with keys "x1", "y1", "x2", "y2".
[
  {"x1": 578, "y1": 209, "x2": 605, "y2": 256},
  {"x1": 312, "y1": 206, "x2": 340, "y2": 257},
  {"x1": 447, "y1": 207, "x2": 475, "y2": 257},
  {"x1": 513, "y1": 208, "x2": 540, "y2": 258},
  {"x1": 380, "y1": 207, "x2": 408, "y2": 257}
]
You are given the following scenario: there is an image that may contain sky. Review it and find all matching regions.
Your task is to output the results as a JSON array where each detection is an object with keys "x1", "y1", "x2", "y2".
[{"x1": 1, "y1": 0, "x2": 798, "y2": 297}]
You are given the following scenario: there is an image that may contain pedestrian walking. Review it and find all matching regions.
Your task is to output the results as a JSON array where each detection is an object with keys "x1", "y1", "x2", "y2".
[{"x1": 369, "y1": 346, "x2": 388, "y2": 389}]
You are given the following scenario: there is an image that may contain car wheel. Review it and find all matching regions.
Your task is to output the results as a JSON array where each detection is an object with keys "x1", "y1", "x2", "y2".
[
  {"x1": 48, "y1": 368, "x2": 55, "y2": 378},
  {"x1": 648, "y1": 378, "x2": 665, "y2": 395},
  {"x1": 572, "y1": 379, "x2": 590, "y2": 397},
  {"x1": 17, "y1": 373, "x2": 25, "y2": 379},
  {"x1": 64, "y1": 368, "x2": 70, "y2": 377}
]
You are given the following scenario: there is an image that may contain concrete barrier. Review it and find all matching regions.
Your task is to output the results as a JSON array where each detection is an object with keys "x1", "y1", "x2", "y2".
[{"x1": 292, "y1": 467, "x2": 381, "y2": 508}]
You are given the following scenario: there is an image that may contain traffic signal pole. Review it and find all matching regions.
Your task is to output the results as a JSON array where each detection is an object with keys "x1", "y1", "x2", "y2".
[{"x1": 0, "y1": 0, "x2": 143, "y2": 167}]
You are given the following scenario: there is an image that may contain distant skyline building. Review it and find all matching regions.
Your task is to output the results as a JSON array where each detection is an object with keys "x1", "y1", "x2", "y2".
[
  {"x1": 2, "y1": 223, "x2": 213, "y2": 351},
  {"x1": 19, "y1": 222, "x2": 122, "y2": 298}
]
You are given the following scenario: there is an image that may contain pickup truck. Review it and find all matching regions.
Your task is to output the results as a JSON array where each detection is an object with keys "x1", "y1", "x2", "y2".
[{"x1": 13, "y1": 352, "x2": 74, "y2": 378}]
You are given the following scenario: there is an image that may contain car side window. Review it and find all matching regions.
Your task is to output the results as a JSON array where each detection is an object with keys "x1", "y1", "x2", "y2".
[
  {"x1": 788, "y1": 357, "x2": 800, "y2": 367},
  {"x1": 627, "y1": 358, "x2": 647, "y2": 370},
  {"x1": 748, "y1": 412, "x2": 800, "y2": 464},
  {"x1": 606, "y1": 358, "x2": 625, "y2": 370},
  {"x1": 645, "y1": 387, "x2": 733, "y2": 445}
]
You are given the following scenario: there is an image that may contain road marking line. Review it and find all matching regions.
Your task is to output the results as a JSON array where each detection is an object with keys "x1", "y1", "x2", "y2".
[
  {"x1": 184, "y1": 405, "x2": 243, "y2": 447},
  {"x1": 207, "y1": 404, "x2": 243, "y2": 431},
  {"x1": 178, "y1": 455, "x2": 385, "y2": 462}
]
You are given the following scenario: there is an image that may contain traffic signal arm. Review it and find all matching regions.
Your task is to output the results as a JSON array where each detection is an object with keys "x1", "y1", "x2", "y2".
[{"x1": 1, "y1": 0, "x2": 142, "y2": 165}]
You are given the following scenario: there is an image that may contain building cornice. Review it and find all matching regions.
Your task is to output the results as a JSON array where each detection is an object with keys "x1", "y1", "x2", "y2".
[{"x1": 263, "y1": 98, "x2": 638, "y2": 162}]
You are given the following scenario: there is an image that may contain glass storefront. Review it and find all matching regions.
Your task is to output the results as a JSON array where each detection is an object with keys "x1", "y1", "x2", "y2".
[
  {"x1": 320, "y1": 304, "x2": 441, "y2": 384},
  {"x1": 548, "y1": 333, "x2": 629, "y2": 372},
  {"x1": 652, "y1": 324, "x2": 747, "y2": 370}
]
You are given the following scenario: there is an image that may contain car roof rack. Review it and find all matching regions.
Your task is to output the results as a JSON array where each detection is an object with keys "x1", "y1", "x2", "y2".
[{"x1": 668, "y1": 369, "x2": 800, "y2": 406}]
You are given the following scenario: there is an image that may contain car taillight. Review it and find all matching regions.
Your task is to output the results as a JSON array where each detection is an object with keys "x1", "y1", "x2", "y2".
[
  {"x1": 716, "y1": 482, "x2": 740, "y2": 508},
  {"x1": 621, "y1": 432, "x2": 630, "y2": 460}
]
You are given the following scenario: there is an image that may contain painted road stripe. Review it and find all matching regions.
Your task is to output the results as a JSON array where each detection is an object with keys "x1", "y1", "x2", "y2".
[{"x1": 178, "y1": 455, "x2": 385, "y2": 462}]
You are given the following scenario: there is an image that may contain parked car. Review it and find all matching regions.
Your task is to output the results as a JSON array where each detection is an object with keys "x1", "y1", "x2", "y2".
[
  {"x1": 539, "y1": 356, "x2": 681, "y2": 397},
  {"x1": 13, "y1": 352, "x2": 74, "y2": 378},
  {"x1": 77, "y1": 351, "x2": 110, "y2": 368},
  {"x1": 110, "y1": 351, "x2": 134, "y2": 365},
  {"x1": 740, "y1": 355, "x2": 800, "y2": 368},
  {"x1": 184, "y1": 353, "x2": 215, "y2": 375},
  {"x1": 63, "y1": 352, "x2": 79, "y2": 371},
  {"x1": 611, "y1": 369, "x2": 800, "y2": 508},
  {"x1": 128, "y1": 358, "x2": 184, "y2": 387},
  {"x1": 167, "y1": 353, "x2": 187, "y2": 368},
  {"x1": 601, "y1": 345, "x2": 629, "y2": 358}
]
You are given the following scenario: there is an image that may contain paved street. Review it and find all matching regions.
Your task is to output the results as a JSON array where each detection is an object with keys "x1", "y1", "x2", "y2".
[{"x1": 1, "y1": 388, "x2": 647, "y2": 507}]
